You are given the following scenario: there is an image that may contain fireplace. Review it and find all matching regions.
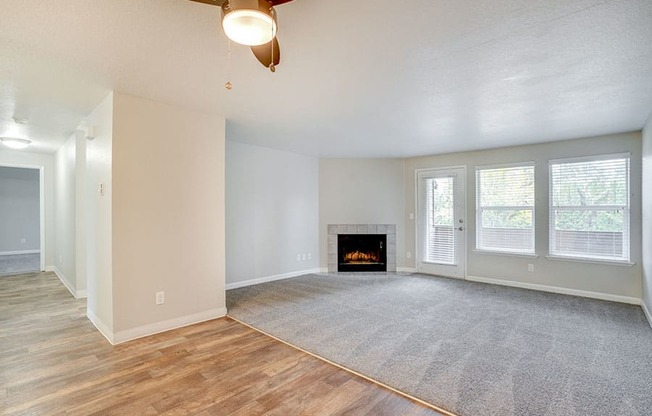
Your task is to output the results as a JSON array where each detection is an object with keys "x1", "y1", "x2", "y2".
[
  {"x1": 327, "y1": 224, "x2": 396, "y2": 273},
  {"x1": 338, "y1": 234, "x2": 387, "y2": 272}
]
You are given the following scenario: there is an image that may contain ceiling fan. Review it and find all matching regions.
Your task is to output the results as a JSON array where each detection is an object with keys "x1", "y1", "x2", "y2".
[{"x1": 188, "y1": 0, "x2": 295, "y2": 72}]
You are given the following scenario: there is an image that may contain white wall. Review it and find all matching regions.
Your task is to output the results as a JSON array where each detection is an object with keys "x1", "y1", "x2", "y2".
[
  {"x1": 75, "y1": 133, "x2": 87, "y2": 296},
  {"x1": 0, "y1": 149, "x2": 54, "y2": 268},
  {"x1": 642, "y1": 115, "x2": 652, "y2": 322},
  {"x1": 319, "y1": 158, "x2": 406, "y2": 270},
  {"x1": 226, "y1": 141, "x2": 319, "y2": 287},
  {"x1": 85, "y1": 92, "x2": 114, "y2": 338},
  {"x1": 54, "y1": 135, "x2": 77, "y2": 292},
  {"x1": 53, "y1": 131, "x2": 87, "y2": 297},
  {"x1": 0, "y1": 166, "x2": 40, "y2": 253},
  {"x1": 404, "y1": 132, "x2": 643, "y2": 301},
  {"x1": 111, "y1": 92, "x2": 226, "y2": 342}
]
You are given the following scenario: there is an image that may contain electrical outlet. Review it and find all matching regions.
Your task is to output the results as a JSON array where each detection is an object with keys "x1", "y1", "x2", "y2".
[
  {"x1": 307, "y1": 253, "x2": 312, "y2": 260},
  {"x1": 20, "y1": 238, "x2": 27, "y2": 245},
  {"x1": 406, "y1": 251, "x2": 412, "y2": 259},
  {"x1": 528, "y1": 264, "x2": 534, "y2": 272},
  {"x1": 409, "y1": 213, "x2": 414, "y2": 220},
  {"x1": 155, "y1": 291, "x2": 165, "y2": 305},
  {"x1": 296, "y1": 253, "x2": 301, "y2": 262}
]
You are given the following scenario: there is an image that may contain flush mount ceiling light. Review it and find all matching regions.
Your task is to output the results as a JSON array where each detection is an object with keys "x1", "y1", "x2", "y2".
[
  {"x1": 188, "y1": 0, "x2": 295, "y2": 71},
  {"x1": 0, "y1": 137, "x2": 31, "y2": 150},
  {"x1": 222, "y1": 4, "x2": 277, "y2": 46}
]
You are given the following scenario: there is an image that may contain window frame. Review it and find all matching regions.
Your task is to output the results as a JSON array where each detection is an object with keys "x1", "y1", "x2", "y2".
[
  {"x1": 548, "y1": 153, "x2": 631, "y2": 263},
  {"x1": 475, "y1": 162, "x2": 536, "y2": 255}
]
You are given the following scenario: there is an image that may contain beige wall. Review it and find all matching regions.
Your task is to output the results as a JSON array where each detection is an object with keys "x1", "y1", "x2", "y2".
[
  {"x1": 111, "y1": 93, "x2": 226, "y2": 341},
  {"x1": 319, "y1": 158, "x2": 406, "y2": 270},
  {"x1": 85, "y1": 92, "x2": 114, "y2": 337},
  {"x1": 404, "y1": 132, "x2": 643, "y2": 300},
  {"x1": 226, "y1": 141, "x2": 319, "y2": 287},
  {"x1": 642, "y1": 115, "x2": 652, "y2": 321}
]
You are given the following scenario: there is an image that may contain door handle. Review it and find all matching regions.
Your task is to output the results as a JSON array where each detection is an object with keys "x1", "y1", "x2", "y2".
[{"x1": 457, "y1": 227, "x2": 464, "y2": 231}]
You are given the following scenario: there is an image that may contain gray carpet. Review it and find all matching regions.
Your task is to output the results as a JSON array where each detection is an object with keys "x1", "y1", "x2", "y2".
[
  {"x1": 227, "y1": 273, "x2": 652, "y2": 416},
  {"x1": 0, "y1": 254, "x2": 40, "y2": 276}
]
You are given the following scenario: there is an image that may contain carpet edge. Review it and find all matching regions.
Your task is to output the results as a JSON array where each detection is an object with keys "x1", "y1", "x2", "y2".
[
  {"x1": 226, "y1": 268, "x2": 321, "y2": 290},
  {"x1": 227, "y1": 315, "x2": 459, "y2": 416}
]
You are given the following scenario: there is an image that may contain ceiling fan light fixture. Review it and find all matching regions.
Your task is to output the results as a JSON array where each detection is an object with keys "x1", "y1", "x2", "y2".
[
  {"x1": 222, "y1": 0, "x2": 277, "y2": 46},
  {"x1": 0, "y1": 137, "x2": 31, "y2": 150}
]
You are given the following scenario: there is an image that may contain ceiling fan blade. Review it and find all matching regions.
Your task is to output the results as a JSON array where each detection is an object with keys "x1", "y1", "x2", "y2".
[
  {"x1": 186, "y1": 0, "x2": 226, "y2": 7},
  {"x1": 187, "y1": 0, "x2": 290, "y2": 7},
  {"x1": 250, "y1": 37, "x2": 281, "y2": 71}
]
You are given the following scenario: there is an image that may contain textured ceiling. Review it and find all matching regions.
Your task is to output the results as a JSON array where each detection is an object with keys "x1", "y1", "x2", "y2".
[{"x1": 0, "y1": 0, "x2": 651, "y2": 157}]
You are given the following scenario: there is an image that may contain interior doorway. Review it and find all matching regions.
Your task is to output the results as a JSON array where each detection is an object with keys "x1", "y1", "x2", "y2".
[
  {"x1": 0, "y1": 165, "x2": 43, "y2": 276},
  {"x1": 416, "y1": 166, "x2": 467, "y2": 278}
]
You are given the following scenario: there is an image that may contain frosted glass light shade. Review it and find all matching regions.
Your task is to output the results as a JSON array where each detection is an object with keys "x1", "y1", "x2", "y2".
[
  {"x1": 222, "y1": 9, "x2": 277, "y2": 46},
  {"x1": 0, "y1": 137, "x2": 31, "y2": 149}
]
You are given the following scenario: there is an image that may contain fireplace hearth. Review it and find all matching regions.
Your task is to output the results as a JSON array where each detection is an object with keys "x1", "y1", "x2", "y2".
[{"x1": 338, "y1": 234, "x2": 387, "y2": 272}]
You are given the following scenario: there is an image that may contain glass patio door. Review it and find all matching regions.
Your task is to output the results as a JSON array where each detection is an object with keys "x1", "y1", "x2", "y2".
[{"x1": 416, "y1": 167, "x2": 466, "y2": 278}]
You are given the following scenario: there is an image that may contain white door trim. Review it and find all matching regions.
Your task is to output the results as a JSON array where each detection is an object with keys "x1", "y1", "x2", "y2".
[
  {"x1": 415, "y1": 165, "x2": 467, "y2": 279},
  {"x1": 0, "y1": 163, "x2": 45, "y2": 271}
]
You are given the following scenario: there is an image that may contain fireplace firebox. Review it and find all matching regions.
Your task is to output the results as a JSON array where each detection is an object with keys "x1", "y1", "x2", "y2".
[{"x1": 337, "y1": 234, "x2": 387, "y2": 272}]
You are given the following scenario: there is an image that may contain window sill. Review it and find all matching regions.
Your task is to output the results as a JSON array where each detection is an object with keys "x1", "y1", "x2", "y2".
[
  {"x1": 545, "y1": 255, "x2": 635, "y2": 267},
  {"x1": 473, "y1": 250, "x2": 538, "y2": 258}
]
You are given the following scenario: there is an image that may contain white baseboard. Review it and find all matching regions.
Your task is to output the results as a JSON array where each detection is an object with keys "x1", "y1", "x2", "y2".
[
  {"x1": 50, "y1": 265, "x2": 74, "y2": 297},
  {"x1": 466, "y1": 275, "x2": 641, "y2": 305},
  {"x1": 226, "y1": 268, "x2": 321, "y2": 290},
  {"x1": 48, "y1": 265, "x2": 86, "y2": 299},
  {"x1": 112, "y1": 307, "x2": 227, "y2": 345},
  {"x1": 642, "y1": 301, "x2": 652, "y2": 329},
  {"x1": 87, "y1": 308, "x2": 115, "y2": 345},
  {"x1": 0, "y1": 249, "x2": 40, "y2": 256}
]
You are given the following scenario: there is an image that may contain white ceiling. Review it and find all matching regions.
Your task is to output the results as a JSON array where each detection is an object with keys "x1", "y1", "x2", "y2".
[{"x1": 0, "y1": 0, "x2": 651, "y2": 157}]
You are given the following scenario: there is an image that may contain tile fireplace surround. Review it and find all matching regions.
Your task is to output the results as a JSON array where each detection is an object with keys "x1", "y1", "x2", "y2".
[{"x1": 327, "y1": 224, "x2": 397, "y2": 273}]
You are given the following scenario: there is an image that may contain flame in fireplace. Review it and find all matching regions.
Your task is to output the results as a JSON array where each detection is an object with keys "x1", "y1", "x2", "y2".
[{"x1": 343, "y1": 250, "x2": 381, "y2": 264}]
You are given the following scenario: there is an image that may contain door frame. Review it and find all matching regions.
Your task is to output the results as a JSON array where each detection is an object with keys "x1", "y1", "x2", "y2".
[
  {"x1": 0, "y1": 163, "x2": 45, "y2": 271},
  {"x1": 414, "y1": 165, "x2": 467, "y2": 279}
]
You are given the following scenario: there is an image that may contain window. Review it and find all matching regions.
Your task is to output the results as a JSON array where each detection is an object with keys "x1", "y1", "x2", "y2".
[
  {"x1": 476, "y1": 164, "x2": 535, "y2": 254},
  {"x1": 549, "y1": 154, "x2": 630, "y2": 262}
]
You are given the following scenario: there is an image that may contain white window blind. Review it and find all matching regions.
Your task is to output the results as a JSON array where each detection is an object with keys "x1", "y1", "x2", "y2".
[
  {"x1": 549, "y1": 155, "x2": 630, "y2": 262},
  {"x1": 476, "y1": 164, "x2": 535, "y2": 253},
  {"x1": 424, "y1": 176, "x2": 455, "y2": 264}
]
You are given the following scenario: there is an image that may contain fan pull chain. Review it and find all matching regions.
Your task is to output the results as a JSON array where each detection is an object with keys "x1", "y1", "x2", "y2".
[
  {"x1": 270, "y1": 40, "x2": 275, "y2": 72},
  {"x1": 225, "y1": 39, "x2": 233, "y2": 90},
  {"x1": 269, "y1": 7, "x2": 276, "y2": 72}
]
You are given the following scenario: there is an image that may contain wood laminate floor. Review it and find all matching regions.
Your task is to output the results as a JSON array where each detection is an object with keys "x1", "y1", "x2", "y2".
[{"x1": 0, "y1": 272, "x2": 442, "y2": 415}]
